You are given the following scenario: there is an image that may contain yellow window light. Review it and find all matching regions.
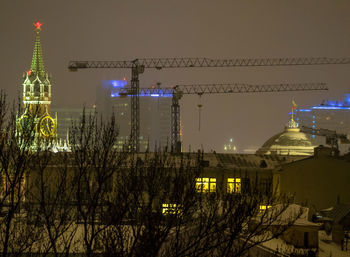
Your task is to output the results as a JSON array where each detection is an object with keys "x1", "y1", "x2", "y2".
[
  {"x1": 196, "y1": 177, "x2": 216, "y2": 193},
  {"x1": 259, "y1": 205, "x2": 272, "y2": 211},
  {"x1": 227, "y1": 178, "x2": 241, "y2": 193},
  {"x1": 162, "y1": 203, "x2": 182, "y2": 215}
]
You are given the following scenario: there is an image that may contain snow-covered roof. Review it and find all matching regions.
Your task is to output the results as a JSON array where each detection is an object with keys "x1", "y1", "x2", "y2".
[
  {"x1": 256, "y1": 204, "x2": 320, "y2": 227},
  {"x1": 320, "y1": 203, "x2": 350, "y2": 224},
  {"x1": 206, "y1": 153, "x2": 305, "y2": 170}
]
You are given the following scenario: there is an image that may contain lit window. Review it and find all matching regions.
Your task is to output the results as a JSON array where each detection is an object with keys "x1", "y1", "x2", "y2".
[
  {"x1": 196, "y1": 178, "x2": 216, "y2": 192},
  {"x1": 259, "y1": 205, "x2": 272, "y2": 212},
  {"x1": 162, "y1": 203, "x2": 182, "y2": 215},
  {"x1": 227, "y1": 178, "x2": 241, "y2": 193}
]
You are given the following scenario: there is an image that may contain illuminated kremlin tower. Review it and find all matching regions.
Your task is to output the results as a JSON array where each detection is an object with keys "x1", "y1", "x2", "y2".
[{"x1": 18, "y1": 21, "x2": 57, "y2": 140}]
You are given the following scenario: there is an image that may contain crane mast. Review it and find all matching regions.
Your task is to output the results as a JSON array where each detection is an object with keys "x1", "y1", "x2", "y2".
[
  {"x1": 113, "y1": 82, "x2": 328, "y2": 152},
  {"x1": 68, "y1": 57, "x2": 350, "y2": 152}
]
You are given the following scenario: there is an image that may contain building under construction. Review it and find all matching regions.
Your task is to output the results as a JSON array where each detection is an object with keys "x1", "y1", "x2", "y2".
[
  {"x1": 96, "y1": 79, "x2": 172, "y2": 152},
  {"x1": 296, "y1": 94, "x2": 350, "y2": 152}
]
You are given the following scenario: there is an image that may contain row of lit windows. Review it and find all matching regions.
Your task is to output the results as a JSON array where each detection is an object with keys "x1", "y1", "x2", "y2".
[
  {"x1": 1, "y1": 174, "x2": 266, "y2": 214},
  {"x1": 195, "y1": 177, "x2": 241, "y2": 193},
  {"x1": 162, "y1": 203, "x2": 182, "y2": 215},
  {"x1": 162, "y1": 203, "x2": 271, "y2": 216},
  {"x1": 196, "y1": 178, "x2": 217, "y2": 193},
  {"x1": 259, "y1": 205, "x2": 271, "y2": 211},
  {"x1": 227, "y1": 178, "x2": 241, "y2": 193}
]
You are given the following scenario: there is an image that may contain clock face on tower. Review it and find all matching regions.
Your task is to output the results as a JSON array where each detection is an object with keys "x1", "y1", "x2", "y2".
[
  {"x1": 40, "y1": 115, "x2": 55, "y2": 137},
  {"x1": 18, "y1": 115, "x2": 33, "y2": 131}
]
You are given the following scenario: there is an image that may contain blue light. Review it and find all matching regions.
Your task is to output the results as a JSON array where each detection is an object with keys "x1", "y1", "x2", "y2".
[
  {"x1": 112, "y1": 80, "x2": 127, "y2": 88},
  {"x1": 345, "y1": 94, "x2": 350, "y2": 106},
  {"x1": 102, "y1": 80, "x2": 127, "y2": 88},
  {"x1": 110, "y1": 91, "x2": 173, "y2": 98},
  {"x1": 312, "y1": 106, "x2": 350, "y2": 110},
  {"x1": 329, "y1": 100, "x2": 336, "y2": 106},
  {"x1": 324, "y1": 100, "x2": 343, "y2": 107},
  {"x1": 105, "y1": 79, "x2": 173, "y2": 98},
  {"x1": 141, "y1": 92, "x2": 172, "y2": 97},
  {"x1": 321, "y1": 94, "x2": 350, "y2": 107},
  {"x1": 299, "y1": 109, "x2": 312, "y2": 112}
]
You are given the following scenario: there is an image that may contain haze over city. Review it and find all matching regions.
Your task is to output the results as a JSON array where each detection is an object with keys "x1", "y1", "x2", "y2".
[
  {"x1": 2, "y1": 1, "x2": 350, "y2": 256},
  {"x1": 1, "y1": 0, "x2": 349, "y2": 152}
]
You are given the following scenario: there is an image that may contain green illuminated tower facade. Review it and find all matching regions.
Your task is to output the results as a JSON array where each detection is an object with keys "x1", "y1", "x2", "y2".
[{"x1": 17, "y1": 21, "x2": 57, "y2": 138}]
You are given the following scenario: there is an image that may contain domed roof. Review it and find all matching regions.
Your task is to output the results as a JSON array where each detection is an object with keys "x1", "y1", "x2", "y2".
[{"x1": 256, "y1": 120, "x2": 316, "y2": 156}]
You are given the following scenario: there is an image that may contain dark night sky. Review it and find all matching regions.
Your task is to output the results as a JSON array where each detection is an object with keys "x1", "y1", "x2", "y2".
[{"x1": 1, "y1": 0, "x2": 349, "y2": 152}]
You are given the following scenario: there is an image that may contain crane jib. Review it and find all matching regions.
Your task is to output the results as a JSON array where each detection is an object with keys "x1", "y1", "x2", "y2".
[
  {"x1": 113, "y1": 83, "x2": 328, "y2": 97},
  {"x1": 68, "y1": 56, "x2": 346, "y2": 152},
  {"x1": 68, "y1": 57, "x2": 350, "y2": 70}
]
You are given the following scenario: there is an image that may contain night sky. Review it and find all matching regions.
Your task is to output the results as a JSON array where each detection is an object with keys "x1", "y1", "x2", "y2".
[{"x1": 1, "y1": 1, "x2": 349, "y2": 152}]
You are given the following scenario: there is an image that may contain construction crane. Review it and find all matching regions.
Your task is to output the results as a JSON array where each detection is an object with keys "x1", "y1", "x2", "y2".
[
  {"x1": 300, "y1": 126, "x2": 350, "y2": 151},
  {"x1": 112, "y1": 82, "x2": 328, "y2": 152},
  {"x1": 68, "y1": 57, "x2": 350, "y2": 152}
]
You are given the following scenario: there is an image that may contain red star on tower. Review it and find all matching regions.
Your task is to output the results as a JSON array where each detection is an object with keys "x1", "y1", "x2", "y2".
[{"x1": 34, "y1": 21, "x2": 43, "y2": 31}]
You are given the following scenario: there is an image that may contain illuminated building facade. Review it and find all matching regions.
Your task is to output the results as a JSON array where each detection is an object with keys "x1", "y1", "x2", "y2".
[
  {"x1": 96, "y1": 80, "x2": 172, "y2": 151},
  {"x1": 297, "y1": 94, "x2": 350, "y2": 135},
  {"x1": 17, "y1": 22, "x2": 57, "y2": 140},
  {"x1": 296, "y1": 94, "x2": 350, "y2": 152}
]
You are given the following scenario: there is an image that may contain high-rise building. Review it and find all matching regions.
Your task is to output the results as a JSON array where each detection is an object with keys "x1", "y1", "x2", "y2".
[
  {"x1": 51, "y1": 107, "x2": 96, "y2": 141},
  {"x1": 96, "y1": 80, "x2": 172, "y2": 152},
  {"x1": 296, "y1": 94, "x2": 350, "y2": 152},
  {"x1": 17, "y1": 21, "x2": 57, "y2": 141}
]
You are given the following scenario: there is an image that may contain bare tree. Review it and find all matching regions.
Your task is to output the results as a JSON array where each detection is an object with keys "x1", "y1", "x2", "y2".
[
  {"x1": 97, "y1": 151, "x2": 300, "y2": 257},
  {"x1": 27, "y1": 150, "x2": 79, "y2": 257},
  {"x1": 69, "y1": 110, "x2": 128, "y2": 257},
  {"x1": 0, "y1": 92, "x2": 42, "y2": 257},
  {"x1": 0, "y1": 93, "x2": 301, "y2": 257}
]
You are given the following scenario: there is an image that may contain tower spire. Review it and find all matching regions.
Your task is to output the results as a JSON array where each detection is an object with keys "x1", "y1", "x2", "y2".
[
  {"x1": 18, "y1": 21, "x2": 57, "y2": 144},
  {"x1": 288, "y1": 99, "x2": 298, "y2": 128},
  {"x1": 30, "y1": 21, "x2": 46, "y2": 78}
]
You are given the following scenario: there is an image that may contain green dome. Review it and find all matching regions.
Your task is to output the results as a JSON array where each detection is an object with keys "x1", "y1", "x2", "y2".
[{"x1": 256, "y1": 126, "x2": 316, "y2": 156}]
